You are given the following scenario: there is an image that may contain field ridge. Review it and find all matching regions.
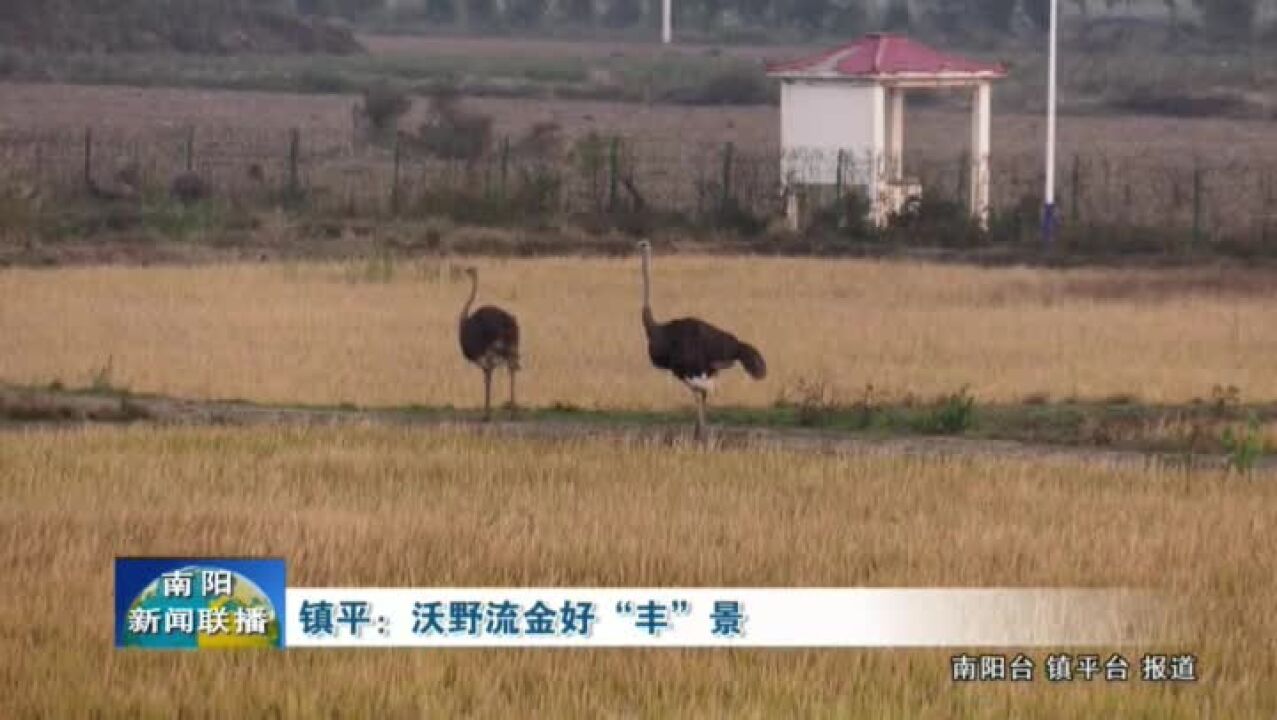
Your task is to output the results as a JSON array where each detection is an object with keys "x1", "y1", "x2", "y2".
[{"x1": 3, "y1": 383, "x2": 1271, "y2": 474}]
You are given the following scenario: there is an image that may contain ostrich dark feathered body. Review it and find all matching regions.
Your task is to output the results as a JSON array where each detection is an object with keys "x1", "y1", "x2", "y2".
[
  {"x1": 458, "y1": 268, "x2": 520, "y2": 420},
  {"x1": 644, "y1": 314, "x2": 766, "y2": 384},
  {"x1": 638, "y1": 240, "x2": 766, "y2": 438},
  {"x1": 460, "y1": 305, "x2": 520, "y2": 370}
]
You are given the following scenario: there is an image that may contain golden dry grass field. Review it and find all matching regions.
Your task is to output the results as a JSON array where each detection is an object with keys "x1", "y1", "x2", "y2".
[
  {"x1": 2, "y1": 257, "x2": 1275, "y2": 411},
  {"x1": 0, "y1": 424, "x2": 1273, "y2": 716}
]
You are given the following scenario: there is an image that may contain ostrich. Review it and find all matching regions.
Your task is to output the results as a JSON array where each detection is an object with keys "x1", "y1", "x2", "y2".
[
  {"x1": 458, "y1": 266, "x2": 520, "y2": 421},
  {"x1": 637, "y1": 240, "x2": 766, "y2": 440}
]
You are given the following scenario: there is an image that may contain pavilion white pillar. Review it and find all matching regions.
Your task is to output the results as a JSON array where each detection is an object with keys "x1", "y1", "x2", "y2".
[
  {"x1": 970, "y1": 81, "x2": 992, "y2": 229},
  {"x1": 870, "y1": 84, "x2": 888, "y2": 226},
  {"x1": 662, "y1": 0, "x2": 672, "y2": 44},
  {"x1": 888, "y1": 87, "x2": 905, "y2": 181}
]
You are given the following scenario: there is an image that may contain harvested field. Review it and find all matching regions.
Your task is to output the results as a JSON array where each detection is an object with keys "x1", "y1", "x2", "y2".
[
  {"x1": 1, "y1": 424, "x2": 1273, "y2": 715},
  {"x1": 6, "y1": 81, "x2": 1276, "y2": 162}
]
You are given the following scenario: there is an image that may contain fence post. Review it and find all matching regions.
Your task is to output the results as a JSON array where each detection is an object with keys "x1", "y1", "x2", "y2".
[
  {"x1": 835, "y1": 149, "x2": 845, "y2": 201},
  {"x1": 1102, "y1": 157, "x2": 1112, "y2": 224},
  {"x1": 608, "y1": 136, "x2": 620, "y2": 212},
  {"x1": 34, "y1": 138, "x2": 44, "y2": 186},
  {"x1": 391, "y1": 134, "x2": 402, "y2": 215},
  {"x1": 499, "y1": 137, "x2": 510, "y2": 199},
  {"x1": 695, "y1": 166, "x2": 705, "y2": 218},
  {"x1": 83, "y1": 127, "x2": 93, "y2": 189},
  {"x1": 1254, "y1": 173, "x2": 1264, "y2": 245},
  {"x1": 720, "y1": 141, "x2": 734, "y2": 213},
  {"x1": 1192, "y1": 159, "x2": 1204, "y2": 247},
  {"x1": 1264, "y1": 170, "x2": 1275, "y2": 246},
  {"x1": 1070, "y1": 154, "x2": 1081, "y2": 223},
  {"x1": 287, "y1": 127, "x2": 301, "y2": 198},
  {"x1": 185, "y1": 126, "x2": 196, "y2": 173}
]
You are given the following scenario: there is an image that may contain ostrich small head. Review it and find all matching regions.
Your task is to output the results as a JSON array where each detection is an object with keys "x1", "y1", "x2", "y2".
[
  {"x1": 637, "y1": 240, "x2": 655, "y2": 322},
  {"x1": 464, "y1": 266, "x2": 478, "y2": 278}
]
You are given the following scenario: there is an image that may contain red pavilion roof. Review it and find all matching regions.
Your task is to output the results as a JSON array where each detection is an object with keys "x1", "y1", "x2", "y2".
[{"x1": 766, "y1": 34, "x2": 1007, "y2": 80}]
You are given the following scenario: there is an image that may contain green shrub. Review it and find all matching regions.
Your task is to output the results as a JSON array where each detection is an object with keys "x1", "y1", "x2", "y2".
[
  {"x1": 296, "y1": 66, "x2": 349, "y2": 94},
  {"x1": 0, "y1": 46, "x2": 23, "y2": 77},
  {"x1": 140, "y1": 197, "x2": 231, "y2": 241},
  {"x1": 1222, "y1": 412, "x2": 1265, "y2": 474},
  {"x1": 358, "y1": 81, "x2": 411, "y2": 137},
  {"x1": 510, "y1": 168, "x2": 562, "y2": 218},
  {"x1": 89, "y1": 356, "x2": 124, "y2": 394},
  {"x1": 0, "y1": 186, "x2": 37, "y2": 234},
  {"x1": 849, "y1": 383, "x2": 880, "y2": 431},
  {"x1": 571, "y1": 132, "x2": 609, "y2": 211},
  {"x1": 809, "y1": 189, "x2": 875, "y2": 239},
  {"x1": 412, "y1": 88, "x2": 493, "y2": 162},
  {"x1": 1198, "y1": 0, "x2": 1258, "y2": 38},
  {"x1": 914, "y1": 387, "x2": 977, "y2": 435},
  {"x1": 779, "y1": 377, "x2": 838, "y2": 428},
  {"x1": 667, "y1": 65, "x2": 773, "y2": 106},
  {"x1": 711, "y1": 197, "x2": 767, "y2": 236}
]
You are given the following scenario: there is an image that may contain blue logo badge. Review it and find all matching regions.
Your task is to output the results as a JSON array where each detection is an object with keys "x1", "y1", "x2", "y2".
[{"x1": 114, "y1": 557, "x2": 286, "y2": 650}]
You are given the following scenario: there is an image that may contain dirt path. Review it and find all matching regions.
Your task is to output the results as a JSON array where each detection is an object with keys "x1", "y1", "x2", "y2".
[{"x1": 2, "y1": 384, "x2": 1270, "y2": 474}]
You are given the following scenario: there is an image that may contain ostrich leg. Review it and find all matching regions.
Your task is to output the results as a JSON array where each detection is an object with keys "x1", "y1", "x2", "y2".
[
  {"x1": 508, "y1": 366, "x2": 517, "y2": 412},
  {"x1": 694, "y1": 389, "x2": 707, "y2": 441},
  {"x1": 483, "y1": 368, "x2": 493, "y2": 422}
]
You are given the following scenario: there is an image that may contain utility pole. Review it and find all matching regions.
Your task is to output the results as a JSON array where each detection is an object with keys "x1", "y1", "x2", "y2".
[{"x1": 1042, "y1": 0, "x2": 1059, "y2": 245}]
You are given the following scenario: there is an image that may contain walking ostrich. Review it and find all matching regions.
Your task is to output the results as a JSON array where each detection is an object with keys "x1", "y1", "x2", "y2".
[
  {"x1": 637, "y1": 240, "x2": 767, "y2": 440},
  {"x1": 458, "y1": 267, "x2": 520, "y2": 421}
]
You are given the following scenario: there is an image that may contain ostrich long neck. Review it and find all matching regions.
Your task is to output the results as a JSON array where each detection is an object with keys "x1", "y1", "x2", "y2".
[
  {"x1": 460, "y1": 273, "x2": 478, "y2": 326},
  {"x1": 641, "y1": 247, "x2": 657, "y2": 334}
]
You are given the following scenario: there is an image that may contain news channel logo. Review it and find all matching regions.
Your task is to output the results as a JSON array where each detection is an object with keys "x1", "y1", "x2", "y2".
[{"x1": 114, "y1": 557, "x2": 286, "y2": 650}]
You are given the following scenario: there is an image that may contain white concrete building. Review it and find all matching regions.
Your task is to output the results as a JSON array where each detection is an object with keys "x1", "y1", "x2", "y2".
[{"x1": 766, "y1": 34, "x2": 1007, "y2": 229}]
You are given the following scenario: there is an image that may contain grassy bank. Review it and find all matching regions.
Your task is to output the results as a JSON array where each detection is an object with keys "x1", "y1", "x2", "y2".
[{"x1": 3, "y1": 381, "x2": 1272, "y2": 467}]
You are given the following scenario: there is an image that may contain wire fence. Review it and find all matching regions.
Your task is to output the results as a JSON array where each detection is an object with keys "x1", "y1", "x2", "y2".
[{"x1": 3, "y1": 124, "x2": 1276, "y2": 245}]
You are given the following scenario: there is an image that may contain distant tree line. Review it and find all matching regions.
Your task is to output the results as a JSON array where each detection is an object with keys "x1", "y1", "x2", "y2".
[
  {"x1": 298, "y1": 0, "x2": 1275, "y2": 40},
  {"x1": 0, "y1": 0, "x2": 360, "y2": 53},
  {"x1": 2, "y1": 0, "x2": 1266, "y2": 50}
]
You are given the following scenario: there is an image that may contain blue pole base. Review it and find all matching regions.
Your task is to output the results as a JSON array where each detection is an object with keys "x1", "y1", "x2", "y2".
[{"x1": 1042, "y1": 202, "x2": 1058, "y2": 245}]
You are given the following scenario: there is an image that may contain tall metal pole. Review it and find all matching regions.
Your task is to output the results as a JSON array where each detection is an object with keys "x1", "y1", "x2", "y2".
[
  {"x1": 1042, "y1": 0, "x2": 1058, "y2": 244},
  {"x1": 662, "y1": 0, "x2": 672, "y2": 44}
]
